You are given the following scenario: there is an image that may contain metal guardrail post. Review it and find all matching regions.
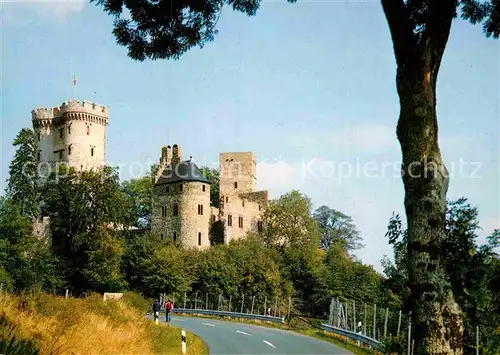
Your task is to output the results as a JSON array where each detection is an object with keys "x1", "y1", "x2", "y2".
[
  {"x1": 320, "y1": 323, "x2": 381, "y2": 349},
  {"x1": 173, "y1": 308, "x2": 286, "y2": 324}
]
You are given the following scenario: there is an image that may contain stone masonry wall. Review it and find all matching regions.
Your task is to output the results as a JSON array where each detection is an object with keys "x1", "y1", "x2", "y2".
[
  {"x1": 222, "y1": 193, "x2": 264, "y2": 244},
  {"x1": 32, "y1": 100, "x2": 108, "y2": 172},
  {"x1": 219, "y1": 152, "x2": 257, "y2": 196},
  {"x1": 152, "y1": 181, "x2": 211, "y2": 249}
]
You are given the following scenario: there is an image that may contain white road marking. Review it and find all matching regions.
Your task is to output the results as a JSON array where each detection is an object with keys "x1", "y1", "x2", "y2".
[
  {"x1": 202, "y1": 323, "x2": 216, "y2": 327},
  {"x1": 236, "y1": 330, "x2": 252, "y2": 336},
  {"x1": 263, "y1": 340, "x2": 276, "y2": 348},
  {"x1": 173, "y1": 319, "x2": 185, "y2": 322}
]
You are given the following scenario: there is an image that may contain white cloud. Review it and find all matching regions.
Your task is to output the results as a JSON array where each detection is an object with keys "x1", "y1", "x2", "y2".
[
  {"x1": 328, "y1": 124, "x2": 398, "y2": 153},
  {"x1": 2, "y1": 0, "x2": 86, "y2": 25}
]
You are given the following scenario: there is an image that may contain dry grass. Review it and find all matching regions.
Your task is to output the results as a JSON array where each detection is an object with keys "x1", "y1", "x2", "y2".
[{"x1": 0, "y1": 292, "x2": 208, "y2": 355}]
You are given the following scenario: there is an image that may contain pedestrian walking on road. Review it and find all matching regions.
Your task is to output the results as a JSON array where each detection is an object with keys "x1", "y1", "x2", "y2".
[
  {"x1": 165, "y1": 299, "x2": 174, "y2": 323},
  {"x1": 152, "y1": 300, "x2": 161, "y2": 323}
]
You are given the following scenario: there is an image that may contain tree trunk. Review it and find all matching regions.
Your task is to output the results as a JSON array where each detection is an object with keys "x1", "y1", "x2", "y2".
[{"x1": 397, "y1": 71, "x2": 464, "y2": 354}]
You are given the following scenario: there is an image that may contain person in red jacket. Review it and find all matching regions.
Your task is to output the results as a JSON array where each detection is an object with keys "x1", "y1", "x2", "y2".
[{"x1": 165, "y1": 299, "x2": 174, "y2": 323}]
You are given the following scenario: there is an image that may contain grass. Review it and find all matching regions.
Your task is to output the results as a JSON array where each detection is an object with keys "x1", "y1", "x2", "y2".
[
  {"x1": 0, "y1": 291, "x2": 208, "y2": 355},
  {"x1": 171, "y1": 311, "x2": 380, "y2": 355}
]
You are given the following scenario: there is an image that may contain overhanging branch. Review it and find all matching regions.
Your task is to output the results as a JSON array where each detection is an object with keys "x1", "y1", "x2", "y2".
[{"x1": 381, "y1": 0, "x2": 419, "y2": 68}]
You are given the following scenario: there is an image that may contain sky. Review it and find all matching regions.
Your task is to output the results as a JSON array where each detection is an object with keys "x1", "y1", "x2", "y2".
[{"x1": 1, "y1": 0, "x2": 499, "y2": 272}]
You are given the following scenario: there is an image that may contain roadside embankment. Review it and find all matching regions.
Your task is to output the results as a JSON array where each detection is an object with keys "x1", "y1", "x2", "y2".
[{"x1": 0, "y1": 291, "x2": 208, "y2": 355}]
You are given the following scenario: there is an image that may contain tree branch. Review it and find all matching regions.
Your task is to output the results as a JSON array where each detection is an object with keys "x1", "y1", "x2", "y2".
[
  {"x1": 381, "y1": 0, "x2": 419, "y2": 69},
  {"x1": 423, "y1": 0, "x2": 456, "y2": 82}
]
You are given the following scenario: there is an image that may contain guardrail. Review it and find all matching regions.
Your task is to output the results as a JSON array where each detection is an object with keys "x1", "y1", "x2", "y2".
[
  {"x1": 320, "y1": 323, "x2": 381, "y2": 349},
  {"x1": 172, "y1": 308, "x2": 286, "y2": 324}
]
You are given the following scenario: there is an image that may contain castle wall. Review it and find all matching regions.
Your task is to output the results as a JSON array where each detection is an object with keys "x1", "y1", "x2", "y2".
[
  {"x1": 221, "y1": 192, "x2": 266, "y2": 244},
  {"x1": 32, "y1": 100, "x2": 108, "y2": 172},
  {"x1": 152, "y1": 181, "x2": 211, "y2": 249},
  {"x1": 219, "y1": 152, "x2": 257, "y2": 197}
]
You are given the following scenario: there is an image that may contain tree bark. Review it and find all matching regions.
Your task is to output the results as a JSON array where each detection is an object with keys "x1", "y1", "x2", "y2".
[
  {"x1": 381, "y1": 0, "x2": 465, "y2": 352},
  {"x1": 397, "y1": 71, "x2": 464, "y2": 355}
]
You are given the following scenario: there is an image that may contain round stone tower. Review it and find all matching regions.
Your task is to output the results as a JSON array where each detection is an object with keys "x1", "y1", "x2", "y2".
[
  {"x1": 152, "y1": 145, "x2": 211, "y2": 249},
  {"x1": 31, "y1": 100, "x2": 109, "y2": 172}
]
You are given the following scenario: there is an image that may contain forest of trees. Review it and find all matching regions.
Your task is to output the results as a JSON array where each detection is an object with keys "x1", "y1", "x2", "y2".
[{"x1": 1, "y1": 128, "x2": 499, "y2": 353}]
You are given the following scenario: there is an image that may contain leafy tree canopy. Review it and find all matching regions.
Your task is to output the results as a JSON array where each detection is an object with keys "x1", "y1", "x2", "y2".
[
  {"x1": 6, "y1": 128, "x2": 38, "y2": 219},
  {"x1": 313, "y1": 205, "x2": 364, "y2": 252}
]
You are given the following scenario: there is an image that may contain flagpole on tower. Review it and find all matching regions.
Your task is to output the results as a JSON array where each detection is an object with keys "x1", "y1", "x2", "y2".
[{"x1": 73, "y1": 74, "x2": 76, "y2": 100}]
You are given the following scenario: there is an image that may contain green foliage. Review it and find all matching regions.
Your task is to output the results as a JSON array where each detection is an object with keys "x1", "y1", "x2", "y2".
[
  {"x1": 199, "y1": 166, "x2": 220, "y2": 208},
  {"x1": 122, "y1": 175, "x2": 153, "y2": 228},
  {"x1": 41, "y1": 166, "x2": 132, "y2": 294},
  {"x1": 80, "y1": 228, "x2": 126, "y2": 293},
  {"x1": 192, "y1": 245, "x2": 239, "y2": 296},
  {"x1": 121, "y1": 291, "x2": 154, "y2": 314},
  {"x1": 261, "y1": 190, "x2": 321, "y2": 250},
  {"x1": 313, "y1": 205, "x2": 364, "y2": 251},
  {"x1": 381, "y1": 199, "x2": 500, "y2": 353},
  {"x1": 0, "y1": 199, "x2": 62, "y2": 293},
  {"x1": 144, "y1": 244, "x2": 196, "y2": 298},
  {"x1": 6, "y1": 128, "x2": 39, "y2": 219},
  {"x1": 228, "y1": 235, "x2": 289, "y2": 297}
]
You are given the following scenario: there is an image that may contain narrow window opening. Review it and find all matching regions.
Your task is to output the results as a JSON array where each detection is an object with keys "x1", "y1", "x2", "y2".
[
  {"x1": 228, "y1": 215, "x2": 232, "y2": 227},
  {"x1": 59, "y1": 150, "x2": 63, "y2": 160},
  {"x1": 212, "y1": 215, "x2": 216, "y2": 223},
  {"x1": 173, "y1": 204, "x2": 179, "y2": 216},
  {"x1": 225, "y1": 196, "x2": 228, "y2": 203},
  {"x1": 258, "y1": 221, "x2": 263, "y2": 232},
  {"x1": 90, "y1": 147, "x2": 94, "y2": 157},
  {"x1": 161, "y1": 233, "x2": 164, "y2": 240},
  {"x1": 198, "y1": 232, "x2": 201, "y2": 246},
  {"x1": 180, "y1": 184, "x2": 183, "y2": 192},
  {"x1": 234, "y1": 182, "x2": 238, "y2": 189},
  {"x1": 37, "y1": 151, "x2": 40, "y2": 161},
  {"x1": 59, "y1": 129, "x2": 63, "y2": 139},
  {"x1": 242, "y1": 200, "x2": 245, "y2": 207},
  {"x1": 166, "y1": 185, "x2": 170, "y2": 193},
  {"x1": 239, "y1": 216, "x2": 243, "y2": 228},
  {"x1": 68, "y1": 125, "x2": 71, "y2": 134},
  {"x1": 68, "y1": 145, "x2": 71, "y2": 156},
  {"x1": 173, "y1": 232, "x2": 177, "y2": 242},
  {"x1": 198, "y1": 204, "x2": 203, "y2": 215},
  {"x1": 86, "y1": 126, "x2": 90, "y2": 135},
  {"x1": 161, "y1": 206, "x2": 167, "y2": 217},
  {"x1": 202, "y1": 185, "x2": 206, "y2": 192}
]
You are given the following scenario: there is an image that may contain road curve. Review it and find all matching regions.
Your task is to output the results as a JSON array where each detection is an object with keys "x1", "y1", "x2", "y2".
[{"x1": 164, "y1": 315, "x2": 353, "y2": 354}]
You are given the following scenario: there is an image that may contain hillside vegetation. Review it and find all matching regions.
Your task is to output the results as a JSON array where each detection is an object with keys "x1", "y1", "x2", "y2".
[{"x1": 0, "y1": 291, "x2": 208, "y2": 355}]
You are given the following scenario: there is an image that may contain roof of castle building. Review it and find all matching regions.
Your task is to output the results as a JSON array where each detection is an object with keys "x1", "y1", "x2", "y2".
[{"x1": 155, "y1": 159, "x2": 211, "y2": 185}]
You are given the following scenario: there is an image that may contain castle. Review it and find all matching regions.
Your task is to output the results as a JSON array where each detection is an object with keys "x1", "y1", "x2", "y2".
[
  {"x1": 31, "y1": 100, "x2": 108, "y2": 172},
  {"x1": 31, "y1": 99, "x2": 268, "y2": 248},
  {"x1": 151, "y1": 145, "x2": 268, "y2": 248}
]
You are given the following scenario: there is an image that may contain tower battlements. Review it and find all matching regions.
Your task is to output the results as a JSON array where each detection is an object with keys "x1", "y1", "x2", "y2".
[{"x1": 31, "y1": 100, "x2": 109, "y2": 122}]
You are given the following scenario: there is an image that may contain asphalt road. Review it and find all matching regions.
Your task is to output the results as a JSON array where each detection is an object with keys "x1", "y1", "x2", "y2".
[{"x1": 163, "y1": 315, "x2": 353, "y2": 354}]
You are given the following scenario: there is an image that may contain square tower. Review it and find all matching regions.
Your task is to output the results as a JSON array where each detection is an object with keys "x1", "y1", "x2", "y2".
[{"x1": 219, "y1": 152, "x2": 257, "y2": 197}]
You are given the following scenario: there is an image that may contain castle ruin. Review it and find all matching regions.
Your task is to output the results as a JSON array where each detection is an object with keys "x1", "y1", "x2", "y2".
[{"x1": 151, "y1": 145, "x2": 268, "y2": 248}]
